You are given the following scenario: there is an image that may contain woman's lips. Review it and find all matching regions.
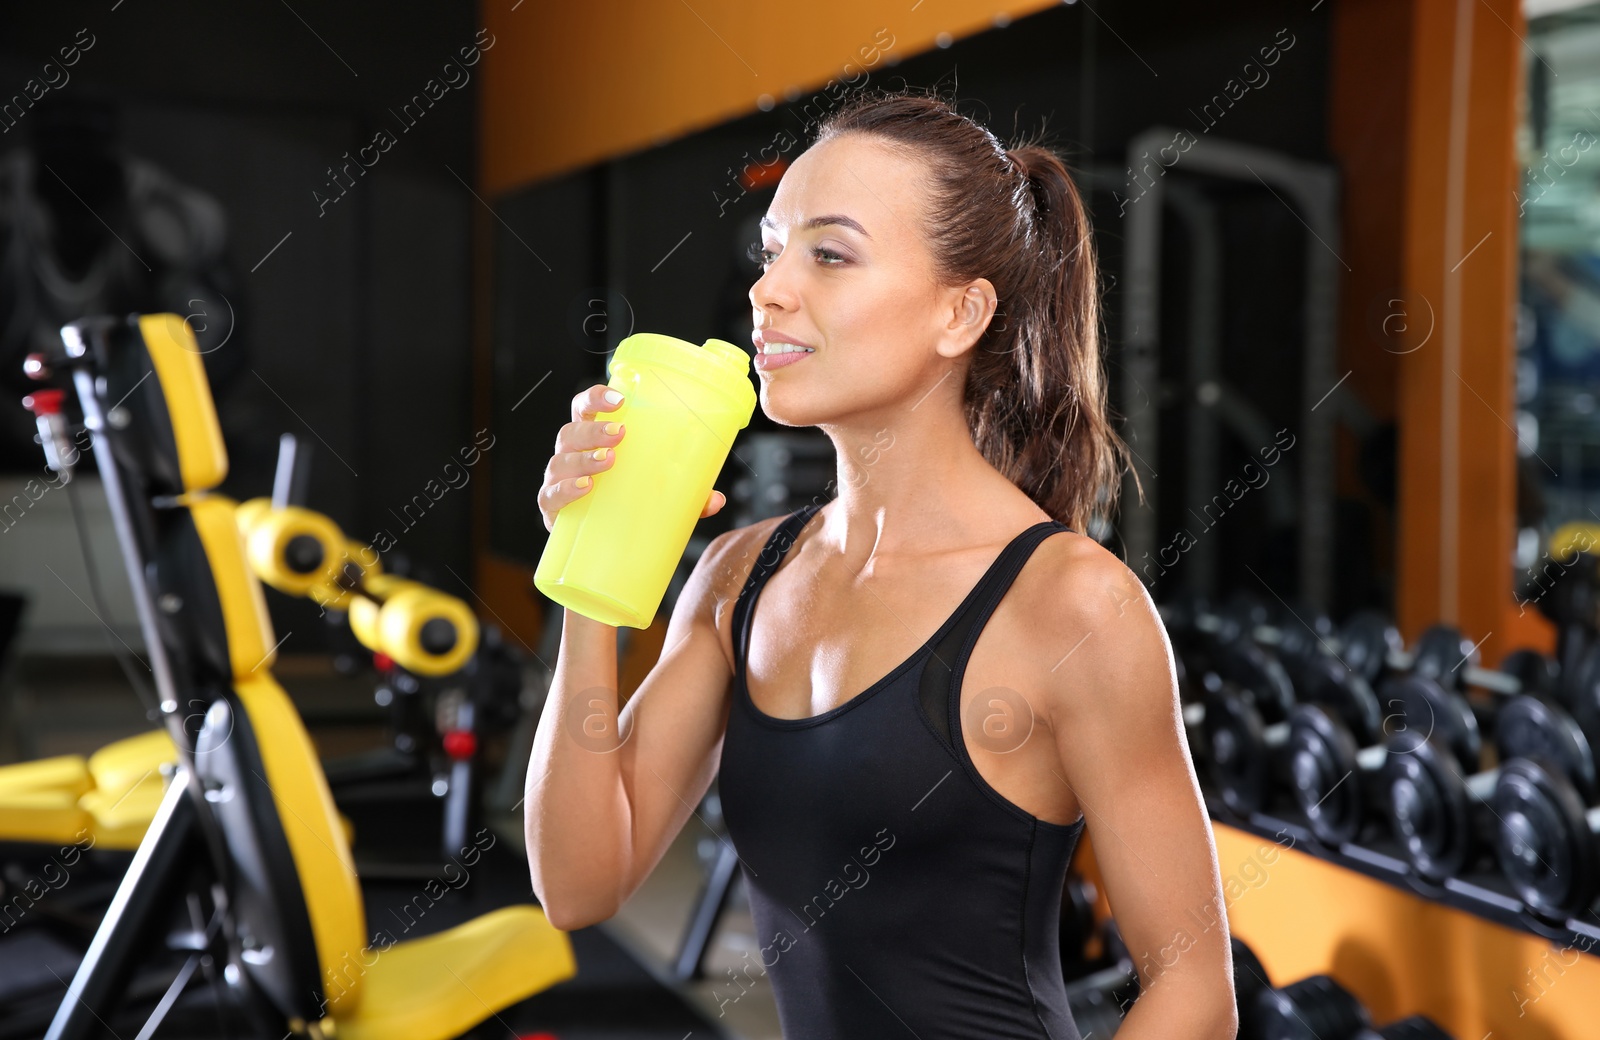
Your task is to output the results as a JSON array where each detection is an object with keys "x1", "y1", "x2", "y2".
[
  {"x1": 754, "y1": 348, "x2": 812, "y2": 371},
  {"x1": 752, "y1": 328, "x2": 815, "y2": 371}
]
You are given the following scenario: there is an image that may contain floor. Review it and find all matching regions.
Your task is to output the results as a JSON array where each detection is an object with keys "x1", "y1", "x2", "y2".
[{"x1": 0, "y1": 651, "x2": 785, "y2": 1040}]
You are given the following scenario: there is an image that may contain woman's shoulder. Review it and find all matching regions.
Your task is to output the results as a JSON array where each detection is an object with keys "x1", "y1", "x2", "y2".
[
  {"x1": 697, "y1": 505, "x2": 819, "y2": 604},
  {"x1": 1021, "y1": 529, "x2": 1169, "y2": 682},
  {"x1": 1021, "y1": 532, "x2": 1183, "y2": 735}
]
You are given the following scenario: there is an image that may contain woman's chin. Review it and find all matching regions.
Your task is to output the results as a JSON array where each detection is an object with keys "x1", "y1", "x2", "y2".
[{"x1": 757, "y1": 387, "x2": 819, "y2": 428}]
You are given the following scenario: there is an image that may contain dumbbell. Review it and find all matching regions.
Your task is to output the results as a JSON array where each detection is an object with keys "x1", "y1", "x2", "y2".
[
  {"x1": 1063, "y1": 961, "x2": 1138, "y2": 1038},
  {"x1": 1209, "y1": 590, "x2": 1340, "y2": 694},
  {"x1": 1203, "y1": 638, "x2": 1394, "y2": 821},
  {"x1": 1064, "y1": 931, "x2": 1267, "y2": 1038},
  {"x1": 1059, "y1": 870, "x2": 1102, "y2": 980},
  {"x1": 1202, "y1": 673, "x2": 1298, "y2": 818},
  {"x1": 1385, "y1": 675, "x2": 1597, "y2": 883},
  {"x1": 1285, "y1": 656, "x2": 1390, "y2": 847},
  {"x1": 1535, "y1": 528, "x2": 1600, "y2": 683},
  {"x1": 1499, "y1": 646, "x2": 1560, "y2": 702},
  {"x1": 1395, "y1": 629, "x2": 1542, "y2": 817},
  {"x1": 1337, "y1": 609, "x2": 1406, "y2": 689},
  {"x1": 1287, "y1": 643, "x2": 1544, "y2": 851},
  {"x1": 1229, "y1": 933, "x2": 1272, "y2": 1040},
  {"x1": 1339, "y1": 614, "x2": 1525, "y2": 710},
  {"x1": 1493, "y1": 755, "x2": 1600, "y2": 921},
  {"x1": 1166, "y1": 590, "x2": 1319, "y2": 713},
  {"x1": 1255, "y1": 972, "x2": 1456, "y2": 1040},
  {"x1": 1255, "y1": 973, "x2": 1372, "y2": 1040}
]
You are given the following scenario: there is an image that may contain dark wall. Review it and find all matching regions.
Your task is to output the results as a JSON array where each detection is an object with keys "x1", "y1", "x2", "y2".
[{"x1": 0, "y1": 2, "x2": 479, "y2": 650}]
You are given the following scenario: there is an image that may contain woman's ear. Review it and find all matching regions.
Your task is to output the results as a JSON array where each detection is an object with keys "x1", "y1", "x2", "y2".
[{"x1": 940, "y1": 280, "x2": 998, "y2": 357}]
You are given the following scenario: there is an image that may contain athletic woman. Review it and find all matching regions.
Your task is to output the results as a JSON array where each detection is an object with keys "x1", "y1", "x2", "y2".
[{"x1": 527, "y1": 89, "x2": 1236, "y2": 1039}]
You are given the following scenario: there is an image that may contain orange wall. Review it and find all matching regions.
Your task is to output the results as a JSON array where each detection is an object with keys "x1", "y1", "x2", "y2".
[{"x1": 478, "y1": 0, "x2": 1058, "y2": 197}]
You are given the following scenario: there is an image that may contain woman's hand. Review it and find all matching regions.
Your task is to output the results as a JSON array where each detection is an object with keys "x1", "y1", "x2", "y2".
[{"x1": 539, "y1": 384, "x2": 727, "y2": 533}]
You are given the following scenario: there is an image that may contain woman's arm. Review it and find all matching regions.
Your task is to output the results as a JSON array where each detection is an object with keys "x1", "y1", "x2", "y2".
[
  {"x1": 524, "y1": 526, "x2": 748, "y2": 930},
  {"x1": 1042, "y1": 543, "x2": 1237, "y2": 1039}
]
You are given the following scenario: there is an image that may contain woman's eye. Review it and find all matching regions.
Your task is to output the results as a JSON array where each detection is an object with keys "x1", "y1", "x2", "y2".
[{"x1": 745, "y1": 242, "x2": 847, "y2": 270}]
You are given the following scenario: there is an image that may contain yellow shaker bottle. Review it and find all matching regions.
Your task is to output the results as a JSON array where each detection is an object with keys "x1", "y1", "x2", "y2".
[{"x1": 534, "y1": 332, "x2": 756, "y2": 628}]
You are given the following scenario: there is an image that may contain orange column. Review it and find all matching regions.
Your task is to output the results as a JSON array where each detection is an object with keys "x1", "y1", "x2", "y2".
[{"x1": 1350, "y1": 0, "x2": 1548, "y2": 662}]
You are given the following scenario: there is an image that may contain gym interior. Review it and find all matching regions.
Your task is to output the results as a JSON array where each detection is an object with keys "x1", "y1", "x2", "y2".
[{"x1": 0, "y1": 0, "x2": 1595, "y2": 1037}]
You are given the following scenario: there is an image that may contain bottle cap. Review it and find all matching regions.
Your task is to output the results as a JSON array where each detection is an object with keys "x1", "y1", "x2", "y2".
[{"x1": 609, "y1": 333, "x2": 756, "y2": 411}]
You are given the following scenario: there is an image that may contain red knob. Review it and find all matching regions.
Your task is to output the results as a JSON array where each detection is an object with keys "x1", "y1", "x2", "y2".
[
  {"x1": 22, "y1": 388, "x2": 64, "y2": 416},
  {"x1": 372, "y1": 651, "x2": 393, "y2": 673},
  {"x1": 442, "y1": 729, "x2": 477, "y2": 761},
  {"x1": 22, "y1": 354, "x2": 50, "y2": 381}
]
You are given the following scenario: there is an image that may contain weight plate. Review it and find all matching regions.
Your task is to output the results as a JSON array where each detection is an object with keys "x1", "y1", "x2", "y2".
[
  {"x1": 1204, "y1": 686, "x2": 1271, "y2": 818},
  {"x1": 1270, "y1": 599, "x2": 1336, "y2": 676},
  {"x1": 1059, "y1": 873, "x2": 1099, "y2": 970},
  {"x1": 1410, "y1": 624, "x2": 1477, "y2": 690},
  {"x1": 1231, "y1": 936, "x2": 1270, "y2": 1040},
  {"x1": 1254, "y1": 974, "x2": 1370, "y2": 1040},
  {"x1": 1567, "y1": 642, "x2": 1600, "y2": 746},
  {"x1": 1493, "y1": 695, "x2": 1598, "y2": 802},
  {"x1": 1214, "y1": 640, "x2": 1296, "y2": 724},
  {"x1": 1540, "y1": 550, "x2": 1600, "y2": 638},
  {"x1": 1288, "y1": 704, "x2": 1364, "y2": 846},
  {"x1": 1492, "y1": 757, "x2": 1600, "y2": 923},
  {"x1": 1499, "y1": 647, "x2": 1559, "y2": 701},
  {"x1": 1383, "y1": 674, "x2": 1481, "y2": 771},
  {"x1": 1338, "y1": 610, "x2": 1402, "y2": 685},
  {"x1": 1385, "y1": 734, "x2": 1474, "y2": 881},
  {"x1": 1304, "y1": 655, "x2": 1382, "y2": 746}
]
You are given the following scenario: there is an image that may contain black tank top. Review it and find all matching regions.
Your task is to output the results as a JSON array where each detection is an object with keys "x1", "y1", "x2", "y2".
[{"x1": 718, "y1": 502, "x2": 1088, "y2": 1039}]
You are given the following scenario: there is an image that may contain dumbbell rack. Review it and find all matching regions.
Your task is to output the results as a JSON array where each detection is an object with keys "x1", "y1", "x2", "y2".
[
  {"x1": 1199, "y1": 812, "x2": 1600, "y2": 1037},
  {"x1": 1205, "y1": 793, "x2": 1600, "y2": 951},
  {"x1": 1190, "y1": 787, "x2": 1600, "y2": 1030}
]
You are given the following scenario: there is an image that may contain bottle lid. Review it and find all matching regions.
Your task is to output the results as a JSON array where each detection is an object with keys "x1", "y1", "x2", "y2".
[{"x1": 610, "y1": 333, "x2": 756, "y2": 409}]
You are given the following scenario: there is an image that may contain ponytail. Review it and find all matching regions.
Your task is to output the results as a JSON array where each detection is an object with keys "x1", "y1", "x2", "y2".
[{"x1": 815, "y1": 90, "x2": 1137, "y2": 534}]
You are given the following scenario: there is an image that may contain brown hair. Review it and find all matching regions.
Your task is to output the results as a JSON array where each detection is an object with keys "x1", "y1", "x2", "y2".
[{"x1": 812, "y1": 88, "x2": 1138, "y2": 535}]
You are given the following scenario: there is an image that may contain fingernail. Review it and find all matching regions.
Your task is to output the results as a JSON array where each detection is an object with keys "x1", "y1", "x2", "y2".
[
  {"x1": 603, "y1": 390, "x2": 623, "y2": 405},
  {"x1": 575, "y1": 475, "x2": 592, "y2": 488},
  {"x1": 603, "y1": 422, "x2": 621, "y2": 436},
  {"x1": 591, "y1": 448, "x2": 608, "y2": 461}
]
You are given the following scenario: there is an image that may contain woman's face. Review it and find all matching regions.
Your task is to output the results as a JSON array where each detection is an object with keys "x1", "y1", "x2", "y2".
[{"x1": 749, "y1": 132, "x2": 993, "y2": 427}]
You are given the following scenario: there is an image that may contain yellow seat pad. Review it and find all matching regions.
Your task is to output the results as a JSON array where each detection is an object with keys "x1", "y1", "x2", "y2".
[
  {"x1": 0, "y1": 755, "x2": 92, "y2": 801},
  {"x1": 0, "y1": 730, "x2": 178, "y2": 848},
  {"x1": 331, "y1": 905, "x2": 577, "y2": 1040},
  {"x1": 78, "y1": 771, "x2": 171, "y2": 850},
  {"x1": 87, "y1": 730, "x2": 176, "y2": 800},
  {"x1": 0, "y1": 789, "x2": 93, "y2": 846}
]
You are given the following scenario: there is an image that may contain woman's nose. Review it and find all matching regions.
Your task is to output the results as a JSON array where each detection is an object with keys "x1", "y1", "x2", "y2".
[{"x1": 750, "y1": 260, "x2": 795, "y2": 314}]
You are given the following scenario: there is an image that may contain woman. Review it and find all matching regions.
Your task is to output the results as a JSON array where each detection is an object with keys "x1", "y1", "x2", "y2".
[{"x1": 526, "y1": 89, "x2": 1236, "y2": 1039}]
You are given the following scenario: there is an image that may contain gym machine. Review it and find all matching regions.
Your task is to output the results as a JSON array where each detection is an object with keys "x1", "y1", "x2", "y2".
[
  {"x1": 236, "y1": 459, "x2": 527, "y2": 874},
  {"x1": 7, "y1": 312, "x2": 575, "y2": 1040}
]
